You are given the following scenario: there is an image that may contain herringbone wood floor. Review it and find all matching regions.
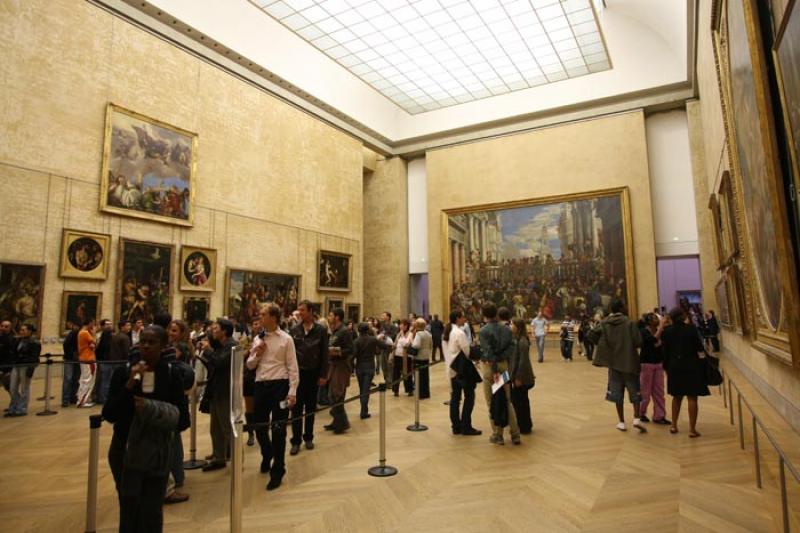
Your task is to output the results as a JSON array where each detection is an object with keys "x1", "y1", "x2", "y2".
[{"x1": 0, "y1": 347, "x2": 795, "y2": 532}]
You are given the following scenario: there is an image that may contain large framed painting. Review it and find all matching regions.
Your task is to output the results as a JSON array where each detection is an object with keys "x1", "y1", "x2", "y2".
[
  {"x1": 346, "y1": 303, "x2": 361, "y2": 324},
  {"x1": 179, "y1": 246, "x2": 216, "y2": 292},
  {"x1": 442, "y1": 187, "x2": 636, "y2": 325},
  {"x1": 59, "y1": 229, "x2": 111, "y2": 280},
  {"x1": 318, "y1": 250, "x2": 351, "y2": 292},
  {"x1": 117, "y1": 239, "x2": 174, "y2": 324},
  {"x1": 100, "y1": 104, "x2": 197, "y2": 226},
  {"x1": 713, "y1": 0, "x2": 800, "y2": 365},
  {"x1": 183, "y1": 296, "x2": 210, "y2": 324},
  {"x1": 715, "y1": 277, "x2": 733, "y2": 329},
  {"x1": 774, "y1": 0, "x2": 800, "y2": 236},
  {"x1": 61, "y1": 291, "x2": 102, "y2": 332},
  {"x1": 326, "y1": 296, "x2": 344, "y2": 315},
  {"x1": 225, "y1": 269, "x2": 299, "y2": 325},
  {"x1": 0, "y1": 262, "x2": 44, "y2": 333}
]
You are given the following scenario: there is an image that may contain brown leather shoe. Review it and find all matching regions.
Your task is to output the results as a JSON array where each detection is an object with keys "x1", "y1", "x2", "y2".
[{"x1": 164, "y1": 491, "x2": 190, "y2": 504}]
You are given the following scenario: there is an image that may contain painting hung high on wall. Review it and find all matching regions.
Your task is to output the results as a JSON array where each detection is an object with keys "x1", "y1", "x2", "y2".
[
  {"x1": 180, "y1": 246, "x2": 216, "y2": 292},
  {"x1": 100, "y1": 104, "x2": 197, "y2": 226},
  {"x1": 61, "y1": 292, "x2": 102, "y2": 332},
  {"x1": 444, "y1": 187, "x2": 635, "y2": 324},
  {"x1": 0, "y1": 262, "x2": 44, "y2": 333},
  {"x1": 318, "y1": 251, "x2": 351, "y2": 292},
  {"x1": 117, "y1": 239, "x2": 174, "y2": 324},
  {"x1": 183, "y1": 296, "x2": 210, "y2": 324},
  {"x1": 713, "y1": 0, "x2": 800, "y2": 364},
  {"x1": 346, "y1": 303, "x2": 360, "y2": 324},
  {"x1": 326, "y1": 297, "x2": 344, "y2": 315},
  {"x1": 59, "y1": 229, "x2": 111, "y2": 280},
  {"x1": 226, "y1": 269, "x2": 299, "y2": 325}
]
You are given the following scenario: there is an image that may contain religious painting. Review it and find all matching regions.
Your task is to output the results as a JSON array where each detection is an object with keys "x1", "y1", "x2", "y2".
[
  {"x1": 443, "y1": 187, "x2": 635, "y2": 325},
  {"x1": 326, "y1": 297, "x2": 344, "y2": 315},
  {"x1": 0, "y1": 262, "x2": 44, "y2": 333},
  {"x1": 225, "y1": 269, "x2": 299, "y2": 325},
  {"x1": 100, "y1": 104, "x2": 197, "y2": 226},
  {"x1": 713, "y1": 0, "x2": 800, "y2": 364},
  {"x1": 59, "y1": 229, "x2": 111, "y2": 280},
  {"x1": 346, "y1": 303, "x2": 360, "y2": 324},
  {"x1": 715, "y1": 277, "x2": 733, "y2": 329},
  {"x1": 183, "y1": 296, "x2": 210, "y2": 325},
  {"x1": 117, "y1": 239, "x2": 174, "y2": 324},
  {"x1": 774, "y1": 0, "x2": 800, "y2": 230},
  {"x1": 179, "y1": 246, "x2": 216, "y2": 292},
  {"x1": 317, "y1": 251, "x2": 351, "y2": 292},
  {"x1": 61, "y1": 292, "x2": 102, "y2": 332}
]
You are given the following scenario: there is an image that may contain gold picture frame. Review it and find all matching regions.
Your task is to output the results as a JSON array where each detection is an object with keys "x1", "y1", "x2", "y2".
[
  {"x1": 100, "y1": 103, "x2": 197, "y2": 227},
  {"x1": 116, "y1": 238, "x2": 174, "y2": 324},
  {"x1": 317, "y1": 250, "x2": 351, "y2": 292},
  {"x1": 712, "y1": 0, "x2": 800, "y2": 366},
  {"x1": 441, "y1": 186, "x2": 637, "y2": 321},
  {"x1": 59, "y1": 229, "x2": 111, "y2": 280},
  {"x1": 325, "y1": 296, "x2": 344, "y2": 315},
  {"x1": 0, "y1": 261, "x2": 45, "y2": 333},
  {"x1": 225, "y1": 268, "x2": 300, "y2": 324},
  {"x1": 183, "y1": 296, "x2": 210, "y2": 324},
  {"x1": 179, "y1": 245, "x2": 217, "y2": 292},
  {"x1": 346, "y1": 303, "x2": 361, "y2": 324},
  {"x1": 61, "y1": 291, "x2": 102, "y2": 332}
]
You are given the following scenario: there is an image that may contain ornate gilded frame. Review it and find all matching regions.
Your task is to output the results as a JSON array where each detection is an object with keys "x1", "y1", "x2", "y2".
[
  {"x1": 325, "y1": 296, "x2": 344, "y2": 315},
  {"x1": 61, "y1": 291, "x2": 103, "y2": 332},
  {"x1": 179, "y1": 245, "x2": 217, "y2": 292},
  {"x1": 224, "y1": 268, "x2": 301, "y2": 319},
  {"x1": 59, "y1": 228, "x2": 112, "y2": 280},
  {"x1": 346, "y1": 303, "x2": 361, "y2": 324},
  {"x1": 183, "y1": 296, "x2": 210, "y2": 323},
  {"x1": 317, "y1": 250, "x2": 352, "y2": 293},
  {"x1": 116, "y1": 238, "x2": 175, "y2": 324},
  {"x1": 711, "y1": 0, "x2": 800, "y2": 366},
  {"x1": 100, "y1": 103, "x2": 198, "y2": 227},
  {"x1": 0, "y1": 260, "x2": 45, "y2": 333},
  {"x1": 440, "y1": 186, "x2": 637, "y2": 319}
]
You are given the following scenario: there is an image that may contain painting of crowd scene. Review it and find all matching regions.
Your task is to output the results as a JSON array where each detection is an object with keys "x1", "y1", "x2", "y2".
[
  {"x1": 100, "y1": 104, "x2": 196, "y2": 226},
  {"x1": 447, "y1": 191, "x2": 633, "y2": 324},
  {"x1": 226, "y1": 269, "x2": 300, "y2": 325},
  {"x1": 117, "y1": 240, "x2": 173, "y2": 324}
]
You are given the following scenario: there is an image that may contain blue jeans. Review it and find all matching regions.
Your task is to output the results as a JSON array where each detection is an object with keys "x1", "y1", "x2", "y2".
[
  {"x1": 356, "y1": 369, "x2": 374, "y2": 417},
  {"x1": 96, "y1": 362, "x2": 119, "y2": 404},
  {"x1": 9, "y1": 367, "x2": 32, "y2": 414},
  {"x1": 61, "y1": 362, "x2": 78, "y2": 405},
  {"x1": 170, "y1": 432, "x2": 185, "y2": 487},
  {"x1": 535, "y1": 335, "x2": 546, "y2": 362}
]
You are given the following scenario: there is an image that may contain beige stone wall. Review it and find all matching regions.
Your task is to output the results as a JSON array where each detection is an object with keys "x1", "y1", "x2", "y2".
[
  {"x1": 362, "y1": 157, "x2": 408, "y2": 319},
  {"x1": 694, "y1": 0, "x2": 800, "y2": 429},
  {"x1": 0, "y1": 0, "x2": 363, "y2": 348},
  {"x1": 425, "y1": 110, "x2": 657, "y2": 318}
]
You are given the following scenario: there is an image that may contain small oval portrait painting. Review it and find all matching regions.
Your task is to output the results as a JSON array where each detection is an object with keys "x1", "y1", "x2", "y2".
[
  {"x1": 60, "y1": 230, "x2": 111, "y2": 280},
  {"x1": 180, "y1": 247, "x2": 216, "y2": 291},
  {"x1": 68, "y1": 238, "x2": 104, "y2": 272}
]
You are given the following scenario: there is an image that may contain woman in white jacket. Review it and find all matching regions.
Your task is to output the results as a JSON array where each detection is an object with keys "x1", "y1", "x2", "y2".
[{"x1": 444, "y1": 310, "x2": 481, "y2": 436}]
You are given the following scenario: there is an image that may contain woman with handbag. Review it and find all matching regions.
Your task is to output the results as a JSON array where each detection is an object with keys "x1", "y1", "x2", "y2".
[
  {"x1": 391, "y1": 319, "x2": 413, "y2": 397},
  {"x1": 510, "y1": 318, "x2": 535, "y2": 434},
  {"x1": 661, "y1": 307, "x2": 709, "y2": 438}
]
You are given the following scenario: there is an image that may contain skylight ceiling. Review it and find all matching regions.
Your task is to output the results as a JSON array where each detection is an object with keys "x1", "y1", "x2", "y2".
[{"x1": 251, "y1": 0, "x2": 611, "y2": 114}]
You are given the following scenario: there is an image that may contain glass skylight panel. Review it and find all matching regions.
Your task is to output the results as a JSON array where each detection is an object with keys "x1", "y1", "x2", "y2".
[{"x1": 254, "y1": 0, "x2": 610, "y2": 114}]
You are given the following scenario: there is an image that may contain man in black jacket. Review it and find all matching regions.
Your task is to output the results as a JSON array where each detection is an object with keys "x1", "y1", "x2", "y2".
[
  {"x1": 288, "y1": 300, "x2": 329, "y2": 455},
  {"x1": 198, "y1": 318, "x2": 238, "y2": 471},
  {"x1": 102, "y1": 325, "x2": 189, "y2": 533},
  {"x1": 430, "y1": 314, "x2": 444, "y2": 362},
  {"x1": 0, "y1": 320, "x2": 17, "y2": 405},
  {"x1": 353, "y1": 323, "x2": 378, "y2": 419},
  {"x1": 95, "y1": 319, "x2": 114, "y2": 404},
  {"x1": 325, "y1": 308, "x2": 354, "y2": 434}
]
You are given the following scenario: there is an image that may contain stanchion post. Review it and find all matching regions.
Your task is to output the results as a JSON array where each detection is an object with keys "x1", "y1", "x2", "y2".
[
  {"x1": 779, "y1": 457, "x2": 789, "y2": 533},
  {"x1": 183, "y1": 388, "x2": 207, "y2": 470},
  {"x1": 407, "y1": 364, "x2": 428, "y2": 432},
  {"x1": 368, "y1": 383, "x2": 398, "y2": 477},
  {"x1": 737, "y1": 393, "x2": 744, "y2": 450},
  {"x1": 37, "y1": 354, "x2": 57, "y2": 416},
  {"x1": 85, "y1": 414, "x2": 102, "y2": 533},
  {"x1": 230, "y1": 419, "x2": 243, "y2": 533},
  {"x1": 728, "y1": 379, "x2": 734, "y2": 425},
  {"x1": 752, "y1": 416, "x2": 761, "y2": 489},
  {"x1": 722, "y1": 377, "x2": 727, "y2": 408}
]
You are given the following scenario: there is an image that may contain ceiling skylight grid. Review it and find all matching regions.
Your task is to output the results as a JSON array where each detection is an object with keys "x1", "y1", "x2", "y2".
[{"x1": 251, "y1": 0, "x2": 611, "y2": 114}]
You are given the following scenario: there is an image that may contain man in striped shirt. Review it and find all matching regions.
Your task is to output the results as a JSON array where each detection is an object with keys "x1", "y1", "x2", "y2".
[{"x1": 560, "y1": 315, "x2": 575, "y2": 362}]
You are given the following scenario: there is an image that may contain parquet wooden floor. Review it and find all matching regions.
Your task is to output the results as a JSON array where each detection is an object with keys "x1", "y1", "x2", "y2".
[{"x1": 0, "y1": 348, "x2": 795, "y2": 532}]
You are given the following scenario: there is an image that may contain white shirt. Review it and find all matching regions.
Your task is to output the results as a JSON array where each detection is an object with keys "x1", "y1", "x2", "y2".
[
  {"x1": 531, "y1": 317, "x2": 547, "y2": 337},
  {"x1": 246, "y1": 328, "x2": 300, "y2": 396},
  {"x1": 394, "y1": 332, "x2": 412, "y2": 356},
  {"x1": 445, "y1": 326, "x2": 470, "y2": 379}
]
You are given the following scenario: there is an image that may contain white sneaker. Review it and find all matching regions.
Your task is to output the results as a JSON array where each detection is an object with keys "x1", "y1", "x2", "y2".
[
  {"x1": 616, "y1": 422, "x2": 626, "y2": 431},
  {"x1": 79, "y1": 402, "x2": 95, "y2": 408},
  {"x1": 632, "y1": 419, "x2": 647, "y2": 433}
]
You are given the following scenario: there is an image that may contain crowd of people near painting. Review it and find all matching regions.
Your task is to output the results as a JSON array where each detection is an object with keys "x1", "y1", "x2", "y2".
[{"x1": 0, "y1": 291, "x2": 721, "y2": 532}]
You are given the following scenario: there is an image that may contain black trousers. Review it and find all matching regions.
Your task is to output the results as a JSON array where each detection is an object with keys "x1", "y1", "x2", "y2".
[
  {"x1": 511, "y1": 385, "x2": 532, "y2": 433},
  {"x1": 291, "y1": 369, "x2": 319, "y2": 445},
  {"x1": 356, "y1": 368, "x2": 374, "y2": 417},
  {"x1": 584, "y1": 342, "x2": 595, "y2": 361},
  {"x1": 254, "y1": 379, "x2": 290, "y2": 477},
  {"x1": 413, "y1": 359, "x2": 430, "y2": 399},
  {"x1": 432, "y1": 339, "x2": 442, "y2": 361},
  {"x1": 560, "y1": 340, "x2": 574, "y2": 360},
  {"x1": 449, "y1": 378, "x2": 476, "y2": 432},
  {"x1": 109, "y1": 433, "x2": 169, "y2": 533},
  {"x1": 391, "y1": 356, "x2": 413, "y2": 395}
]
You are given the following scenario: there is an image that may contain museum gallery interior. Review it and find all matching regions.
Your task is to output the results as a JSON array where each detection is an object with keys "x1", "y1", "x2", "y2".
[{"x1": 1, "y1": 0, "x2": 800, "y2": 531}]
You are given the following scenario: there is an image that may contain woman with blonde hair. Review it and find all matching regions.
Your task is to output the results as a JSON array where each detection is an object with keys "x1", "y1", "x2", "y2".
[
  {"x1": 409, "y1": 318, "x2": 432, "y2": 399},
  {"x1": 391, "y1": 319, "x2": 414, "y2": 397}
]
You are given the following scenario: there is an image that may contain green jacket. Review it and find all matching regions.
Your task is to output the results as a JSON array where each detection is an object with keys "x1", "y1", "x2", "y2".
[{"x1": 589, "y1": 314, "x2": 642, "y2": 375}]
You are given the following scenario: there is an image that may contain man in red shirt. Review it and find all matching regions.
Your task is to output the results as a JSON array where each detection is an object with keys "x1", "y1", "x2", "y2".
[{"x1": 77, "y1": 319, "x2": 97, "y2": 407}]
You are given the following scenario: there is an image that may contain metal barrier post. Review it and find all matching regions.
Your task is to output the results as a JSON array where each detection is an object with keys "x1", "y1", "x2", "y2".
[
  {"x1": 752, "y1": 416, "x2": 761, "y2": 489},
  {"x1": 728, "y1": 379, "x2": 734, "y2": 425},
  {"x1": 721, "y1": 376, "x2": 727, "y2": 408},
  {"x1": 85, "y1": 414, "x2": 102, "y2": 533},
  {"x1": 37, "y1": 355, "x2": 57, "y2": 416},
  {"x1": 36, "y1": 353, "x2": 55, "y2": 402},
  {"x1": 229, "y1": 346, "x2": 244, "y2": 533},
  {"x1": 737, "y1": 393, "x2": 744, "y2": 450},
  {"x1": 407, "y1": 364, "x2": 428, "y2": 432},
  {"x1": 779, "y1": 457, "x2": 789, "y2": 533},
  {"x1": 368, "y1": 383, "x2": 398, "y2": 477},
  {"x1": 183, "y1": 388, "x2": 207, "y2": 470}
]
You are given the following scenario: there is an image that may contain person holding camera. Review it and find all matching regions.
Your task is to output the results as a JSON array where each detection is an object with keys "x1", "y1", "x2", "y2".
[
  {"x1": 246, "y1": 303, "x2": 298, "y2": 491},
  {"x1": 324, "y1": 308, "x2": 354, "y2": 434}
]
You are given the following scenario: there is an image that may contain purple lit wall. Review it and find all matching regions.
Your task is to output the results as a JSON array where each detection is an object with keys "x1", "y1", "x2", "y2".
[{"x1": 656, "y1": 256, "x2": 702, "y2": 311}]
